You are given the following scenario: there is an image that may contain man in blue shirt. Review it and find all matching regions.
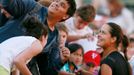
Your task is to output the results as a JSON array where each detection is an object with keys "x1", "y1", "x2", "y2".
[{"x1": 0, "y1": 0, "x2": 76, "y2": 75}]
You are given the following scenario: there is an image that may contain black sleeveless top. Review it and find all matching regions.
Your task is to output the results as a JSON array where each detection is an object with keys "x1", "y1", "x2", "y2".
[{"x1": 99, "y1": 51, "x2": 130, "y2": 75}]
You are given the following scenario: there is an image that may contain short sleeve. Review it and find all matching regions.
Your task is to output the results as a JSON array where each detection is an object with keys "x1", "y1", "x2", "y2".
[{"x1": 101, "y1": 56, "x2": 115, "y2": 70}]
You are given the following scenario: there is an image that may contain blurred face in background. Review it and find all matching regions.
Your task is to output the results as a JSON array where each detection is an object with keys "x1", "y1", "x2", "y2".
[
  {"x1": 107, "y1": 0, "x2": 122, "y2": 17},
  {"x1": 74, "y1": 15, "x2": 90, "y2": 30},
  {"x1": 59, "y1": 30, "x2": 68, "y2": 47},
  {"x1": 127, "y1": 41, "x2": 134, "y2": 59},
  {"x1": 69, "y1": 48, "x2": 83, "y2": 66}
]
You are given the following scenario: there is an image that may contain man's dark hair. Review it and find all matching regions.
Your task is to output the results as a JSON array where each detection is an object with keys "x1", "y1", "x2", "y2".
[{"x1": 66, "y1": 0, "x2": 76, "y2": 18}]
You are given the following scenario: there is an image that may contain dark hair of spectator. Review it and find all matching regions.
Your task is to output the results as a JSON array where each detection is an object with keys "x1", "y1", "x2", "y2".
[
  {"x1": 22, "y1": 16, "x2": 48, "y2": 39},
  {"x1": 67, "y1": 43, "x2": 84, "y2": 55}
]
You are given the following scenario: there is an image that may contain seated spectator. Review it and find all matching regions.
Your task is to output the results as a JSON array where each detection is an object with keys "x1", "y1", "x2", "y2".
[{"x1": 106, "y1": 0, "x2": 134, "y2": 34}]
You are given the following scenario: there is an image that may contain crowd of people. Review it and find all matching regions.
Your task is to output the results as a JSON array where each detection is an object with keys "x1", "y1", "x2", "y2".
[{"x1": 0, "y1": 0, "x2": 134, "y2": 75}]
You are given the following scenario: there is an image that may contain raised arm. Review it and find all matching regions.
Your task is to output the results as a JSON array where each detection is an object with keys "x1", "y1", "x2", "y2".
[{"x1": 1, "y1": 0, "x2": 36, "y2": 18}]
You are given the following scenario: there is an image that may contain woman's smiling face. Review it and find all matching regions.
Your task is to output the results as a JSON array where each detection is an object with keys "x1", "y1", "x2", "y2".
[{"x1": 97, "y1": 24, "x2": 113, "y2": 48}]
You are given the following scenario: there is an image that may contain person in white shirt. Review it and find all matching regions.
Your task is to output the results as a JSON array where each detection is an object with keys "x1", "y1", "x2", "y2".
[
  {"x1": 65, "y1": 4, "x2": 98, "y2": 53},
  {"x1": 0, "y1": 16, "x2": 48, "y2": 75},
  {"x1": 106, "y1": 0, "x2": 134, "y2": 34}
]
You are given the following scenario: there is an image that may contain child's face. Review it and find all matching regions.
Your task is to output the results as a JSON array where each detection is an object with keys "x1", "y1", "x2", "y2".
[
  {"x1": 69, "y1": 48, "x2": 83, "y2": 66},
  {"x1": 59, "y1": 30, "x2": 67, "y2": 47},
  {"x1": 127, "y1": 42, "x2": 134, "y2": 59},
  {"x1": 82, "y1": 63, "x2": 96, "y2": 74},
  {"x1": 74, "y1": 15, "x2": 90, "y2": 30}
]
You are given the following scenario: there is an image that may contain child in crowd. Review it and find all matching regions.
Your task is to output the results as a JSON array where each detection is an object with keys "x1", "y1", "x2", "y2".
[
  {"x1": 0, "y1": 16, "x2": 48, "y2": 75},
  {"x1": 56, "y1": 22, "x2": 73, "y2": 75},
  {"x1": 56, "y1": 22, "x2": 70, "y2": 64},
  {"x1": 56, "y1": 22, "x2": 68, "y2": 48},
  {"x1": 56, "y1": 22, "x2": 95, "y2": 75},
  {"x1": 128, "y1": 37, "x2": 134, "y2": 75},
  {"x1": 83, "y1": 50, "x2": 101, "y2": 75},
  {"x1": 60, "y1": 43, "x2": 84, "y2": 75}
]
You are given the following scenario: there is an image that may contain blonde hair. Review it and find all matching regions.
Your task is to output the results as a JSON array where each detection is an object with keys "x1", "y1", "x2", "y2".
[{"x1": 56, "y1": 22, "x2": 68, "y2": 35}]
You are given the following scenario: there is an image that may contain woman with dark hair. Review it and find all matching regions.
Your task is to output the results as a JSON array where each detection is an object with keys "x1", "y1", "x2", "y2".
[
  {"x1": 0, "y1": 16, "x2": 48, "y2": 75},
  {"x1": 0, "y1": 0, "x2": 76, "y2": 74},
  {"x1": 97, "y1": 22, "x2": 132, "y2": 75}
]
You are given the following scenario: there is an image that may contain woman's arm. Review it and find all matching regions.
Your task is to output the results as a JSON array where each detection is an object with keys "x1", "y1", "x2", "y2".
[
  {"x1": 13, "y1": 40, "x2": 43, "y2": 75},
  {"x1": 11, "y1": 69, "x2": 20, "y2": 75},
  {"x1": 101, "y1": 64, "x2": 112, "y2": 75}
]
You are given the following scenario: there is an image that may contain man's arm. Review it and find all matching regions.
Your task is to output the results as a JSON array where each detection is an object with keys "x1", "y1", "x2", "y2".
[{"x1": 1, "y1": 0, "x2": 36, "y2": 18}]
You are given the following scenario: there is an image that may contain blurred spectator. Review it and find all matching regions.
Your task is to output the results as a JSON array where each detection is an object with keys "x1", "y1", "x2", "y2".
[
  {"x1": 92, "y1": 15, "x2": 108, "y2": 34},
  {"x1": 106, "y1": 0, "x2": 134, "y2": 34},
  {"x1": 84, "y1": 51, "x2": 101, "y2": 67},
  {"x1": 129, "y1": 56, "x2": 134, "y2": 75},
  {"x1": 56, "y1": 22, "x2": 68, "y2": 47},
  {"x1": 80, "y1": 62, "x2": 96, "y2": 75},
  {"x1": 56, "y1": 22, "x2": 70, "y2": 65},
  {"x1": 65, "y1": 4, "x2": 98, "y2": 53},
  {"x1": 59, "y1": 43, "x2": 84, "y2": 75},
  {"x1": 83, "y1": 50, "x2": 101, "y2": 75},
  {"x1": 75, "y1": 0, "x2": 83, "y2": 8},
  {"x1": 127, "y1": 37, "x2": 134, "y2": 60},
  {"x1": 92, "y1": 0, "x2": 109, "y2": 15}
]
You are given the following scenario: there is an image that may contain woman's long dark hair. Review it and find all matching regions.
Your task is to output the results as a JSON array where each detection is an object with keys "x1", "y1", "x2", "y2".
[
  {"x1": 22, "y1": 16, "x2": 48, "y2": 39},
  {"x1": 107, "y1": 22, "x2": 132, "y2": 75}
]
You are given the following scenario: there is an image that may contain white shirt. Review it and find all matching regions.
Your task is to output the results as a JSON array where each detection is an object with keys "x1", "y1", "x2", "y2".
[
  {"x1": 0, "y1": 36, "x2": 37, "y2": 73},
  {"x1": 65, "y1": 17, "x2": 98, "y2": 53},
  {"x1": 107, "y1": 8, "x2": 134, "y2": 34}
]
